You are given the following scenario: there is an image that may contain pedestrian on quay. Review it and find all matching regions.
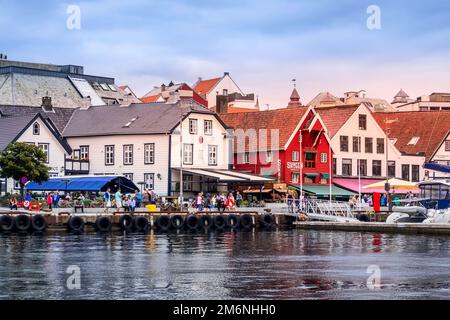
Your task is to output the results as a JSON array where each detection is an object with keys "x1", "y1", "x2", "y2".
[
  {"x1": 46, "y1": 193, "x2": 53, "y2": 210},
  {"x1": 196, "y1": 192, "x2": 204, "y2": 212},
  {"x1": 52, "y1": 191, "x2": 60, "y2": 209},
  {"x1": 218, "y1": 193, "x2": 227, "y2": 212},
  {"x1": 286, "y1": 189, "x2": 295, "y2": 213},
  {"x1": 104, "y1": 188, "x2": 112, "y2": 209},
  {"x1": 115, "y1": 189, "x2": 122, "y2": 210},
  {"x1": 210, "y1": 194, "x2": 217, "y2": 210},
  {"x1": 142, "y1": 189, "x2": 150, "y2": 208},
  {"x1": 135, "y1": 190, "x2": 142, "y2": 208},
  {"x1": 236, "y1": 191, "x2": 243, "y2": 208},
  {"x1": 9, "y1": 196, "x2": 18, "y2": 210},
  {"x1": 226, "y1": 192, "x2": 236, "y2": 210}
]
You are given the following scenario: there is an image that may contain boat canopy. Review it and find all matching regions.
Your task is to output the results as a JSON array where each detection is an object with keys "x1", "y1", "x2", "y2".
[{"x1": 424, "y1": 162, "x2": 450, "y2": 174}]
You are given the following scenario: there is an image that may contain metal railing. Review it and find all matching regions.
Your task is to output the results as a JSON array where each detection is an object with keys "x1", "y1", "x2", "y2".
[{"x1": 285, "y1": 199, "x2": 355, "y2": 219}]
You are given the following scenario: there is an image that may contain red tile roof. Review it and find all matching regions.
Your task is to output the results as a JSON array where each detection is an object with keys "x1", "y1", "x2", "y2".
[
  {"x1": 314, "y1": 105, "x2": 360, "y2": 137},
  {"x1": 220, "y1": 107, "x2": 310, "y2": 151},
  {"x1": 140, "y1": 94, "x2": 162, "y2": 103},
  {"x1": 373, "y1": 111, "x2": 450, "y2": 160},
  {"x1": 193, "y1": 77, "x2": 222, "y2": 97}
]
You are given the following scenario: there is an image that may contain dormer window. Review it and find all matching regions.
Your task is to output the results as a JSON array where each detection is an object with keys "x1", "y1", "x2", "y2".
[{"x1": 33, "y1": 122, "x2": 40, "y2": 135}]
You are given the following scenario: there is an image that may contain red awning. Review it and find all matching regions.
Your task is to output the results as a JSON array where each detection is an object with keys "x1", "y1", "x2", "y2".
[{"x1": 333, "y1": 178, "x2": 419, "y2": 194}]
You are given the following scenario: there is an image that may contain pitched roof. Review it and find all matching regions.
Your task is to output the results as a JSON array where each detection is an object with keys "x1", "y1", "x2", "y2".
[
  {"x1": 0, "y1": 105, "x2": 75, "y2": 133},
  {"x1": 307, "y1": 92, "x2": 344, "y2": 108},
  {"x1": 63, "y1": 101, "x2": 223, "y2": 138},
  {"x1": 372, "y1": 111, "x2": 450, "y2": 160},
  {"x1": 140, "y1": 94, "x2": 162, "y2": 103},
  {"x1": 220, "y1": 107, "x2": 309, "y2": 151},
  {"x1": 394, "y1": 89, "x2": 409, "y2": 98},
  {"x1": 193, "y1": 77, "x2": 222, "y2": 97},
  {"x1": 0, "y1": 114, "x2": 37, "y2": 150},
  {"x1": 314, "y1": 104, "x2": 360, "y2": 138}
]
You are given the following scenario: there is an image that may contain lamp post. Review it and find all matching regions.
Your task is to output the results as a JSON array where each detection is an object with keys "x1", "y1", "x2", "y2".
[{"x1": 358, "y1": 135, "x2": 362, "y2": 211}]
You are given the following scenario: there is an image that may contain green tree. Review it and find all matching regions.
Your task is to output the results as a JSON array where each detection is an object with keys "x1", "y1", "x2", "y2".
[{"x1": 0, "y1": 142, "x2": 49, "y2": 197}]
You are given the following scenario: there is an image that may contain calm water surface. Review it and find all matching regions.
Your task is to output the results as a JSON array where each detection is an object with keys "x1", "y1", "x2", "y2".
[{"x1": 1, "y1": 229, "x2": 450, "y2": 299}]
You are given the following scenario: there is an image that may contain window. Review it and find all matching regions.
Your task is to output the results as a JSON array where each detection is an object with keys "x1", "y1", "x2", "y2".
[
  {"x1": 105, "y1": 145, "x2": 115, "y2": 166},
  {"x1": 359, "y1": 114, "x2": 367, "y2": 130},
  {"x1": 223, "y1": 89, "x2": 228, "y2": 96},
  {"x1": 353, "y1": 136, "x2": 361, "y2": 153},
  {"x1": 340, "y1": 136, "x2": 349, "y2": 152},
  {"x1": 144, "y1": 173, "x2": 154, "y2": 190},
  {"x1": 292, "y1": 151, "x2": 299, "y2": 161},
  {"x1": 376, "y1": 138, "x2": 385, "y2": 154},
  {"x1": 320, "y1": 153, "x2": 327, "y2": 163},
  {"x1": 123, "y1": 173, "x2": 133, "y2": 181},
  {"x1": 266, "y1": 151, "x2": 273, "y2": 163},
  {"x1": 183, "y1": 174, "x2": 193, "y2": 191},
  {"x1": 372, "y1": 160, "x2": 382, "y2": 176},
  {"x1": 407, "y1": 137, "x2": 420, "y2": 146},
  {"x1": 14, "y1": 180, "x2": 21, "y2": 190},
  {"x1": 37, "y1": 143, "x2": 49, "y2": 163},
  {"x1": 291, "y1": 172, "x2": 300, "y2": 184},
  {"x1": 445, "y1": 140, "x2": 450, "y2": 151},
  {"x1": 388, "y1": 161, "x2": 396, "y2": 178},
  {"x1": 208, "y1": 145, "x2": 218, "y2": 166},
  {"x1": 333, "y1": 158, "x2": 337, "y2": 175},
  {"x1": 80, "y1": 146, "x2": 89, "y2": 160},
  {"x1": 358, "y1": 159, "x2": 367, "y2": 176},
  {"x1": 304, "y1": 175, "x2": 314, "y2": 184},
  {"x1": 365, "y1": 137, "x2": 373, "y2": 153},
  {"x1": 412, "y1": 165, "x2": 420, "y2": 182},
  {"x1": 304, "y1": 152, "x2": 316, "y2": 168},
  {"x1": 189, "y1": 119, "x2": 198, "y2": 134},
  {"x1": 402, "y1": 164, "x2": 410, "y2": 181},
  {"x1": 183, "y1": 144, "x2": 193, "y2": 165},
  {"x1": 33, "y1": 122, "x2": 40, "y2": 135},
  {"x1": 144, "y1": 143, "x2": 155, "y2": 164},
  {"x1": 342, "y1": 159, "x2": 352, "y2": 176},
  {"x1": 123, "y1": 145, "x2": 133, "y2": 165},
  {"x1": 204, "y1": 120, "x2": 213, "y2": 135},
  {"x1": 243, "y1": 152, "x2": 250, "y2": 164}
]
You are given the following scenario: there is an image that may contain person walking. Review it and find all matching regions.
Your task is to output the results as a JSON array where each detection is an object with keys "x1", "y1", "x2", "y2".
[
  {"x1": 142, "y1": 189, "x2": 150, "y2": 208},
  {"x1": 196, "y1": 192, "x2": 204, "y2": 212},
  {"x1": 226, "y1": 192, "x2": 236, "y2": 211},
  {"x1": 104, "y1": 188, "x2": 112, "y2": 212},
  {"x1": 135, "y1": 190, "x2": 142, "y2": 208},
  {"x1": 236, "y1": 191, "x2": 243, "y2": 208},
  {"x1": 286, "y1": 190, "x2": 295, "y2": 214},
  {"x1": 46, "y1": 193, "x2": 53, "y2": 210},
  {"x1": 210, "y1": 194, "x2": 217, "y2": 210},
  {"x1": 115, "y1": 189, "x2": 122, "y2": 210},
  {"x1": 52, "y1": 191, "x2": 60, "y2": 209}
]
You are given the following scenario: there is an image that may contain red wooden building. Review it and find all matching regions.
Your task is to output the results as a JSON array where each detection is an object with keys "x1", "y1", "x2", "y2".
[{"x1": 220, "y1": 89, "x2": 334, "y2": 187}]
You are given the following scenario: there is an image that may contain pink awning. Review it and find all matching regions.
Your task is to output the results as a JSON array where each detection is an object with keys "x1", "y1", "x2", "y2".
[{"x1": 333, "y1": 178, "x2": 419, "y2": 194}]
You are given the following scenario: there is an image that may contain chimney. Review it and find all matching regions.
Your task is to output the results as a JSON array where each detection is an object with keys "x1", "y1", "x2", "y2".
[
  {"x1": 216, "y1": 94, "x2": 229, "y2": 114},
  {"x1": 224, "y1": 72, "x2": 229, "y2": 76},
  {"x1": 41, "y1": 96, "x2": 52, "y2": 108},
  {"x1": 161, "y1": 83, "x2": 166, "y2": 92}
]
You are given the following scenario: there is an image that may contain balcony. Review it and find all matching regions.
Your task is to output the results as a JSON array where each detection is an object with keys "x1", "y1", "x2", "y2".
[{"x1": 65, "y1": 158, "x2": 90, "y2": 175}]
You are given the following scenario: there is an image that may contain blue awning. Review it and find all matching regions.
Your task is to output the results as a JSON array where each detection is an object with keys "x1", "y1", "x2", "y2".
[
  {"x1": 25, "y1": 176, "x2": 139, "y2": 192},
  {"x1": 424, "y1": 162, "x2": 450, "y2": 174}
]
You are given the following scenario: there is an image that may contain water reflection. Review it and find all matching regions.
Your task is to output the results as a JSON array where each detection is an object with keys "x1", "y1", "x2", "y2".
[{"x1": 0, "y1": 230, "x2": 449, "y2": 299}]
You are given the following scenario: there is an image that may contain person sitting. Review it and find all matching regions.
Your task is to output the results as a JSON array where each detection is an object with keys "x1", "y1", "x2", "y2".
[{"x1": 9, "y1": 197, "x2": 18, "y2": 210}]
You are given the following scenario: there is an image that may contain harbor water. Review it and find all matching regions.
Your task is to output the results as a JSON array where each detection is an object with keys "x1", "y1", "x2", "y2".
[{"x1": 1, "y1": 229, "x2": 449, "y2": 299}]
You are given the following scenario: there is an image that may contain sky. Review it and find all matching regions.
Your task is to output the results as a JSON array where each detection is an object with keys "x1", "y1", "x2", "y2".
[{"x1": 1, "y1": 0, "x2": 450, "y2": 108}]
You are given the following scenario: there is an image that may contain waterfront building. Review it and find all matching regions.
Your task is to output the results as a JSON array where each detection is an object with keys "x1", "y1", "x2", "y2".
[
  {"x1": 62, "y1": 100, "x2": 267, "y2": 197},
  {"x1": 373, "y1": 111, "x2": 450, "y2": 179},
  {"x1": 314, "y1": 103, "x2": 426, "y2": 193},
  {"x1": 219, "y1": 89, "x2": 351, "y2": 197},
  {"x1": 0, "y1": 57, "x2": 141, "y2": 108},
  {"x1": 140, "y1": 82, "x2": 208, "y2": 107},
  {"x1": 193, "y1": 72, "x2": 258, "y2": 111},
  {"x1": 0, "y1": 101, "x2": 73, "y2": 194},
  {"x1": 393, "y1": 91, "x2": 450, "y2": 112}
]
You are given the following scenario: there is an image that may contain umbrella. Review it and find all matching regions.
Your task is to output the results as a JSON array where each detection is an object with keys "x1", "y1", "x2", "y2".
[{"x1": 362, "y1": 178, "x2": 418, "y2": 190}]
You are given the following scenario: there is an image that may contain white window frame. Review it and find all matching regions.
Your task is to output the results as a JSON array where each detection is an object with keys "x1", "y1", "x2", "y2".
[
  {"x1": 292, "y1": 151, "x2": 299, "y2": 162},
  {"x1": 80, "y1": 146, "x2": 89, "y2": 160},
  {"x1": 243, "y1": 152, "x2": 250, "y2": 164},
  {"x1": 144, "y1": 173, "x2": 154, "y2": 190},
  {"x1": 204, "y1": 120, "x2": 213, "y2": 135},
  {"x1": 123, "y1": 145, "x2": 133, "y2": 165},
  {"x1": 189, "y1": 119, "x2": 198, "y2": 134},
  {"x1": 183, "y1": 144, "x2": 193, "y2": 165},
  {"x1": 208, "y1": 145, "x2": 218, "y2": 166},
  {"x1": 291, "y1": 172, "x2": 300, "y2": 183},
  {"x1": 37, "y1": 143, "x2": 49, "y2": 163},
  {"x1": 105, "y1": 145, "x2": 115, "y2": 165},
  {"x1": 144, "y1": 143, "x2": 155, "y2": 164},
  {"x1": 183, "y1": 174, "x2": 193, "y2": 191},
  {"x1": 33, "y1": 122, "x2": 40, "y2": 135},
  {"x1": 266, "y1": 151, "x2": 273, "y2": 163},
  {"x1": 320, "y1": 153, "x2": 327, "y2": 163}
]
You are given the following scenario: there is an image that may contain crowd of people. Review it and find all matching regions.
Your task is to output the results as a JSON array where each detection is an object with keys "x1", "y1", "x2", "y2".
[
  {"x1": 103, "y1": 188, "x2": 158, "y2": 212},
  {"x1": 191, "y1": 191, "x2": 244, "y2": 212}
]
